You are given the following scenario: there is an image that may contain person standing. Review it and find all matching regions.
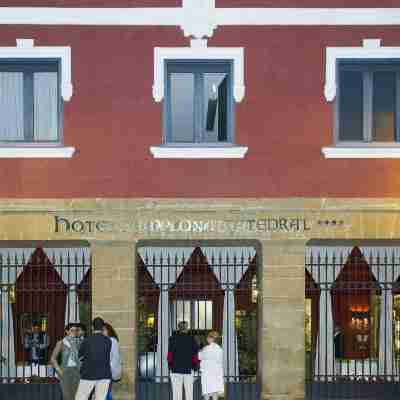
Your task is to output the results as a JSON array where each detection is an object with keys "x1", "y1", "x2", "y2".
[
  {"x1": 24, "y1": 321, "x2": 49, "y2": 365},
  {"x1": 76, "y1": 323, "x2": 87, "y2": 346},
  {"x1": 51, "y1": 323, "x2": 81, "y2": 400},
  {"x1": 102, "y1": 322, "x2": 122, "y2": 400},
  {"x1": 75, "y1": 317, "x2": 112, "y2": 400},
  {"x1": 198, "y1": 331, "x2": 224, "y2": 400},
  {"x1": 168, "y1": 321, "x2": 199, "y2": 400}
]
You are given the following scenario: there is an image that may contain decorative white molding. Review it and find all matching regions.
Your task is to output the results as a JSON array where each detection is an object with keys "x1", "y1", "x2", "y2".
[
  {"x1": 181, "y1": 0, "x2": 216, "y2": 39},
  {"x1": 153, "y1": 40, "x2": 245, "y2": 102},
  {"x1": 150, "y1": 146, "x2": 248, "y2": 159},
  {"x1": 0, "y1": 8, "x2": 183, "y2": 26},
  {"x1": 324, "y1": 38, "x2": 400, "y2": 102},
  {"x1": 0, "y1": 147, "x2": 76, "y2": 158},
  {"x1": 322, "y1": 145, "x2": 400, "y2": 159},
  {"x1": 215, "y1": 8, "x2": 400, "y2": 26},
  {"x1": 1, "y1": 8, "x2": 400, "y2": 28},
  {"x1": 0, "y1": 39, "x2": 73, "y2": 101}
]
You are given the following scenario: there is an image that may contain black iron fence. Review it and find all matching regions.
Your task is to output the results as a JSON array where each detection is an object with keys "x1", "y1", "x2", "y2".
[
  {"x1": 0, "y1": 245, "x2": 91, "y2": 400},
  {"x1": 306, "y1": 245, "x2": 400, "y2": 400},
  {"x1": 136, "y1": 245, "x2": 260, "y2": 400}
]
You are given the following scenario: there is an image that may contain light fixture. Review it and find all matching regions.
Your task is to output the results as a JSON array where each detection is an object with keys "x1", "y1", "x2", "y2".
[
  {"x1": 146, "y1": 314, "x2": 155, "y2": 329},
  {"x1": 8, "y1": 285, "x2": 16, "y2": 304},
  {"x1": 251, "y1": 275, "x2": 258, "y2": 304}
]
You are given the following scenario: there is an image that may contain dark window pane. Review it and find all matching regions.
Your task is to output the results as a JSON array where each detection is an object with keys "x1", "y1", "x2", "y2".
[
  {"x1": 203, "y1": 73, "x2": 228, "y2": 142},
  {"x1": 339, "y1": 70, "x2": 364, "y2": 141},
  {"x1": 170, "y1": 73, "x2": 195, "y2": 143},
  {"x1": 373, "y1": 71, "x2": 396, "y2": 142}
]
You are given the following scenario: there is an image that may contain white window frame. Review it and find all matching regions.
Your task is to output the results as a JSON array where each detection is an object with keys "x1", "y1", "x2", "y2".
[
  {"x1": 171, "y1": 299, "x2": 214, "y2": 331},
  {"x1": 323, "y1": 39, "x2": 400, "y2": 159},
  {"x1": 0, "y1": 39, "x2": 75, "y2": 158},
  {"x1": 151, "y1": 39, "x2": 247, "y2": 159}
]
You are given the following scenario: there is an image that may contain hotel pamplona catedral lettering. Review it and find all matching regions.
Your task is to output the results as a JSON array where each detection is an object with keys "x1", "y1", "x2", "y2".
[{"x1": 54, "y1": 215, "x2": 315, "y2": 235}]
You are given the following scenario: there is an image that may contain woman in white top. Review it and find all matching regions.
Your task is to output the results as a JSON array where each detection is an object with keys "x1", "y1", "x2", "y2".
[
  {"x1": 103, "y1": 322, "x2": 122, "y2": 400},
  {"x1": 198, "y1": 331, "x2": 224, "y2": 400}
]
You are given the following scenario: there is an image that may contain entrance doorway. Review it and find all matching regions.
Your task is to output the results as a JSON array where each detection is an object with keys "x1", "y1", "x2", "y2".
[{"x1": 136, "y1": 242, "x2": 260, "y2": 400}]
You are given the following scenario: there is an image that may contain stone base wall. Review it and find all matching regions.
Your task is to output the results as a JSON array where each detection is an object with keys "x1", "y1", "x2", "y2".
[{"x1": 0, "y1": 198, "x2": 399, "y2": 400}]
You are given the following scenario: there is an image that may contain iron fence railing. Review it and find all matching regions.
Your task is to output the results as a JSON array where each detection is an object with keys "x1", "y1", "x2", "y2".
[
  {"x1": 137, "y1": 245, "x2": 260, "y2": 400},
  {"x1": 0, "y1": 246, "x2": 91, "y2": 399},
  {"x1": 306, "y1": 246, "x2": 400, "y2": 400}
]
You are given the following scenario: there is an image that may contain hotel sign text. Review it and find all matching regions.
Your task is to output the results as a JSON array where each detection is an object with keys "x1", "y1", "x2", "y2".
[{"x1": 54, "y1": 215, "x2": 312, "y2": 235}]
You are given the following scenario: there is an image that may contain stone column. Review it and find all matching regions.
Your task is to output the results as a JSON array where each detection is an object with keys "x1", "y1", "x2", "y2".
[
  {"x1": 261, "y1": 240, "x2": 306, "y2": 400},
  {"x1": 91, "y1": 241, "x2": 136, "y2": 400}
]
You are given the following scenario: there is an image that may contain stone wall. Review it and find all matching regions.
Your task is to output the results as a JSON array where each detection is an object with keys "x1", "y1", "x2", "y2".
[{"x1": 0, "y1": 198, "x2": 399, "y2": 400}]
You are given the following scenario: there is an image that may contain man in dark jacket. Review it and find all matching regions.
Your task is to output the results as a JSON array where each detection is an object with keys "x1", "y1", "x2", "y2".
[
  {"x1": 75, "y1": 317, "x2": 112, "y2": 400},
  {"x1": 168, "y1": 321, "x2": 199, "y2": 400}
]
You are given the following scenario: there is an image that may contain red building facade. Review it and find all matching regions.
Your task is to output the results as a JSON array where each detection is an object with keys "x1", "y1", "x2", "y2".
[{"x1": 1, "y1": 2, "x2": 400, "y2": 400}]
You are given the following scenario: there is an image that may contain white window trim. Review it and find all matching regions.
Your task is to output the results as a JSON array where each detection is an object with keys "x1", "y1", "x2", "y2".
[
  {"x1": 322, "y1": 144, "x2": 400, "y2": 159},
  {"x1": 0, "y1": 38, "x2": 73, "y2": 101},
  {"x1": 0, "y1": 147, "x2": 75, "y2": 158},
  {"x1": 0, "y1": 39, "x2": 74, "y2": 157},
  {"x1": 323, "y1": 39, "x2": 400, "y2": 158},
  {"x1": 150, "y1": 145, "x2": 248, "y2": 159},
  {"x1": 324, "y1": 38, "x2": 400, "y2": 102},
  {"x1": 153, "y1": 39, "x2": 244, "y2": 103}
]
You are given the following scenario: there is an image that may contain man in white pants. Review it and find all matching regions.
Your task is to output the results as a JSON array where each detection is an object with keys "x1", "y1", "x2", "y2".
[
  {"x1": 168, "y1": 321, "x2": 200, "y2": 400},
  {"x1": 75, "y1": 317, "x2": 112, "y2": 400}
]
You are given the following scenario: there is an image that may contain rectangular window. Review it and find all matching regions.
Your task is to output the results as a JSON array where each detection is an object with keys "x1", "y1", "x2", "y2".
[
  {"x1": 171, "y1": 300, "x2": 213, "y2": 331},
  {"x1": 0, "y1": 61, "x2": 61, "y2": 144},
  {"x1": 337, "y1": 62, "x2": 400, "y2": 143},
  {"x1": 165, "y1": 61, "x2": 233, "y2": 145}
]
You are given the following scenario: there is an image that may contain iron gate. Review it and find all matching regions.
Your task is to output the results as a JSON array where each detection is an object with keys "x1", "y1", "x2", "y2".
[
  {"x1": 136, "y1": 245, "x2": 260, "y2": 400},
  {"x1": 0, "y1": 244, "x2": 92, "y2": 400},
  {"x1": 306, "y1": 245, "x2": 400, "y2": 400}
]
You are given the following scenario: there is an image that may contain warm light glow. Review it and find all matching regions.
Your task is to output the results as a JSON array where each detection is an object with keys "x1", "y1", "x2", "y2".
[
  {"x1": 350, "y1": 305, "x2": 369, "y2": 312},
  {"x1": 251, "y1": 275, "x2": 258, "y2": 304},
  {"x1": 8, "y1": 285, "x2": 16, "y2": 304},
  {"x1": 146, "y1": 315, "x2": 155, "y2": 328},
  {"x1": 41, "y1": 317, "x2": 48, "y2": 333}
]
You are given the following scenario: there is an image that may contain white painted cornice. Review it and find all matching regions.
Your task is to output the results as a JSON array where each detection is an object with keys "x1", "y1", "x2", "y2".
[
  {"x1": 0, "y1": 8, "x2": 183, "y2": 26},
  {"x1": 324, "y1": 39, "x2": 400, "y2": 102},
  {"x1": 1, "y1": 7, "x2": 400, "y2": 28},
  {"x1": 215, "y1": 8, "x2": 400, "y2": 26},
  {"x1": 0, "y1": 38, "x2": 72, "y2": 101},
  {"x1": 153, "y1": 39, "x2": 244, "y2": 102}
]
